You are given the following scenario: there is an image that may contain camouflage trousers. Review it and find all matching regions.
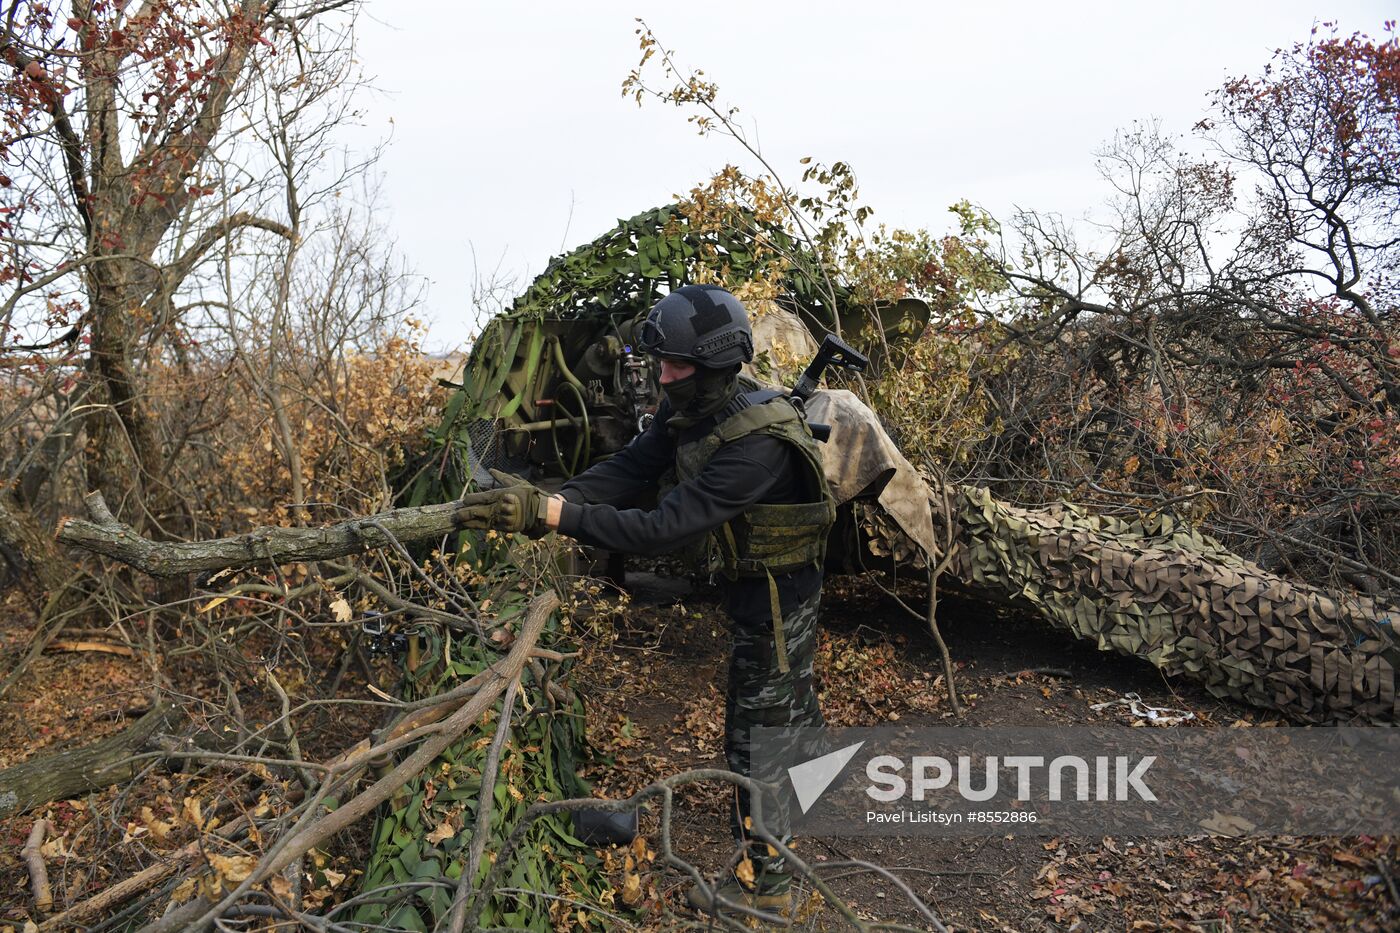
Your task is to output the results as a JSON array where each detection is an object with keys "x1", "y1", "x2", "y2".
[{"x1": 723, "y1": 568, "x2": 825, "y2": 891}]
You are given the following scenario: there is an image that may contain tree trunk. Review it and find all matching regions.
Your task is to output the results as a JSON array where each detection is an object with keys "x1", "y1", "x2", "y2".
[
  {"x1": 0, "y1": 703, "x2": 181, "y2": 819},
  {"x1": 83, "y1": 266, "x2": 172, "y2": 535},
  {"x1": 0, "y1": 492, "x2": 73, "y2": 599}
]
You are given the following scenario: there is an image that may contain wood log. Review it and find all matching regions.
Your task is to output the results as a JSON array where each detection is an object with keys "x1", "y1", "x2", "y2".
[
  {"x1": 22, "y1": 818, "x2": 52, "y2": 912},
  {"x1": 47, "y1": 640, "x2": 136, "y2": 657},
  {"x1": 56, "y1": 491, "x2": 471, "y2": 578},
  {"x1": 0, "y1": 703, "x2": 181, "y2": 819}
]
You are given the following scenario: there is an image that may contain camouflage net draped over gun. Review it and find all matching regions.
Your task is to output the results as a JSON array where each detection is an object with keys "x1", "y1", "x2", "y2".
[{"x1": 868, "y1": 486, "x2": 1400, "y2": 723}]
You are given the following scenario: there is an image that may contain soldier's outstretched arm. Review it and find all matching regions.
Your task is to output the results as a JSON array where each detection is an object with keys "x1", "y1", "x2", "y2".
[{"x1": 549, "y1": 435, "x2": 794, "y2": 554}]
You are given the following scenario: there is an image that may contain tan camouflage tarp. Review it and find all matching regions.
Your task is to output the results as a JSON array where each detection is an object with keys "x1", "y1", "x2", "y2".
[
  {"x1": 933, "y1": 487, "x2": 1399, "y2": 724},
  {"x1": 805, "y1": 389, "x2": 938, "y2": 562},
  {"x1": 744, "y1": 300, "x2": 821, "y2": 387}
]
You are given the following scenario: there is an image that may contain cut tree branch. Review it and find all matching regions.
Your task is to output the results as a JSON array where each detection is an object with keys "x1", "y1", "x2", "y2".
[
  {"x1": 0, "y1": 702, "x2": 181, "y2": 818},
  {"x1": 171, "y1": 591, "x2": 558, "y2": 933},
  {"x1": 57, "y1": 491, "x2": 471, "y2": 577}
]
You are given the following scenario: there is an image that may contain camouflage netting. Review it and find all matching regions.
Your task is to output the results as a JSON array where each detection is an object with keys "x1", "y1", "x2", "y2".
[{"x1": 866, "y1": 486, "x2": 1400, "y2": 724}]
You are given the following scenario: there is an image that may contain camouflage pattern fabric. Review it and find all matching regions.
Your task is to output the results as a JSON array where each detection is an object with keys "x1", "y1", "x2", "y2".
[
  {"x1": 725, "y1": 581, "x2": 824, "y2": 892},
  {"x1": 805, "y1": 388, "x2": 938, "y2": 560},
  {"x1": 863, "y1": 486, "x2": 1400, "y2": 723}
]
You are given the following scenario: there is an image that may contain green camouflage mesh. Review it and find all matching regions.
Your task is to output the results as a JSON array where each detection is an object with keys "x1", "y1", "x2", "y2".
[{"x1": 863, "y1": 486, "x2": 1399, "y2": 724}]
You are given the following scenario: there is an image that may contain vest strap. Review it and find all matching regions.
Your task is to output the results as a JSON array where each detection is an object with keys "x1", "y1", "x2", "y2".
[{"x1": 766, "y1": 566, "x2": 789, "y2": 674}]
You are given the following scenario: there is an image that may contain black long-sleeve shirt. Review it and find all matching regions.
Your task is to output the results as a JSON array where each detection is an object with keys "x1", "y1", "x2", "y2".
[
  {"x1": 557, "y1": 396, "x2": 824, "y2": 627},
  {"x1": 556, "y1": 398, "x2": 804, "y2": 555}
]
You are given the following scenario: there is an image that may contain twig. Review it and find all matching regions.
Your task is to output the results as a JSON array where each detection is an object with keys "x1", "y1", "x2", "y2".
[
  {"x1": 810, "y1": 859, "x2": 948, "y2": 930},
  {"x1": 22, "y1": 819, "x2": 52, "y2": 913},
  {"x1": 1377, "y1": 857, "x2": 1400, "y2": 914},
  {"x1": 925, "y1": 564, "x2": 962, "y2": 717},
  {"x1": 0, "y1": 582, "x2": 89, "y2": 698},
  {"x1": 927, "y1": 483, "x2": 964, "y2": 716},
  {"x1": 40, "y1": 844, "x2": 197, "y2": 930},
  {"x1": 448, "y1": 676, "x2": 520, "y2": 933},
  {"x1": 35, "y1": 797, "x2": 275, "y2": 932},
  {"x1": 462, "y1": 768, "x2": 944, "y2": 932},
  {"x1": 263, "y1": 668, "x2": 316, "y2": 790}
]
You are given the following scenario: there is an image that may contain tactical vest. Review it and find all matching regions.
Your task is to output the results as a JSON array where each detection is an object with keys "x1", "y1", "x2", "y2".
[{"x1": 671, "y1": 383, "x2": 837, "y2": 671}]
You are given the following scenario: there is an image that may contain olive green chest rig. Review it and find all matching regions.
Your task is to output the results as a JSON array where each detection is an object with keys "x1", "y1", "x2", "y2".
[{"x1": 671, "y1": 383, "x2": 837, "y2": 671}]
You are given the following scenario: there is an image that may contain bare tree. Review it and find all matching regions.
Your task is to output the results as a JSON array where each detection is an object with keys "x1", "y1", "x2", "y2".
[
  {"x1": 0, "y1": 0, "x2": 375, "y2": 604},
  {"x1": 969, "y1": 27, "x2": 1399, "y2": 595}
]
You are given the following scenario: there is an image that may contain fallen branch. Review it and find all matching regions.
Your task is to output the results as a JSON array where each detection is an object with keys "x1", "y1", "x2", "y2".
[
  {"x1": 268, "y1": 591, "x2": 554, "y2": 876},
  {"x1": 449, "y1": 676, "x2": 520, "y2": 933},
  {"x1": 47, "y1": 640, "x2": 136, "y2": 657},
  {"x1": 36, "y1": 793, "x2": 298, "y2": 932},
  {"x1": 40, "y1": 841, "x2": 197, "y2": 930},
  {"x1": 57, "y1": 491, "x2": 472, "y2": 578},
  {"x1": 0, "y1": 702, "x2": 182, "y2": 819},
  {"x1": 22, "y1": 819, "x2": 52, "y2": 913}
]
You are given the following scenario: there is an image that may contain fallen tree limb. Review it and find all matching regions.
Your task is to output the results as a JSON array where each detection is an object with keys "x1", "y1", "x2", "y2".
[
  {"x1": 22, "y1": 818, "x2": 52, "y2": 913},
  {"x1": 265, "y1": 591, "x2": 553, "y2": 877},
  {"x1": 0, "y1": 702, "x2": 181, "y2": 819},
  {"x1": 57, "y1": 491, "x2": 469, "y2": 578},
  {"x1": 449, "y1": 677, "x2": 520, "y2": 933},
  {"x1": 40, "y1": 840, "x2": 199, "y2": 930},
  {"x1": 34, "y1": 797, "x2": 277, "y2": 933},
  {"x1": 47, "y1": 640, "x2": 136, "y2": 657}
]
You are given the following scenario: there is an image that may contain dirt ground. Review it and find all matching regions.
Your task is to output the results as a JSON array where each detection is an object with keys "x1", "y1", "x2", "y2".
[
  {"x1": 573, "y1": 566, "x2": 1399, "y2": 932},
  {"x1": 0, "y1": 567, "x2": 1395, "y2": 931}
]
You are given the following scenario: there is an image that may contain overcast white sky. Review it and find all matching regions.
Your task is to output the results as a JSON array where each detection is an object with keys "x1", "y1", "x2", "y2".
[{"x1": 348, "y1": 1, "x2": 1391, "y2": 350}]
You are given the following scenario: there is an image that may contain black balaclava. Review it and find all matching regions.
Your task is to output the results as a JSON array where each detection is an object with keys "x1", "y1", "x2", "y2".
[{"x1": 663, "y1": 364, "x2": 739, "y2": 428}]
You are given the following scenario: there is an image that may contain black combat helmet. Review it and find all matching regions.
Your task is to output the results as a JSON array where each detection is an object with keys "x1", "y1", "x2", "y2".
[{"x1": 637, "y1": 284, "x2": 754, "y2": 368}]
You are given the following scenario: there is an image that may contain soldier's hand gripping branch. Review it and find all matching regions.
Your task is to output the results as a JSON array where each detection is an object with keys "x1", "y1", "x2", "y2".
[{"x1": 449, "y1": 470, "x2": 555, "y2": 536}]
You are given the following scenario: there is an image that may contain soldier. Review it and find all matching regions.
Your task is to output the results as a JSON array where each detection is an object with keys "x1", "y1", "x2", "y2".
[{"x1": 458, "y1": 284, "x2": 835, "y2": 914}]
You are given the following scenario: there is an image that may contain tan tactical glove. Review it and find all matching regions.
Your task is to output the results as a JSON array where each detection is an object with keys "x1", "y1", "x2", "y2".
[
  {"x1": 487, "y1": 469, "x2": 551, "y2": 536},
  {"x1": 452, "y1": 488, "x2": 518, "y2": 529}
]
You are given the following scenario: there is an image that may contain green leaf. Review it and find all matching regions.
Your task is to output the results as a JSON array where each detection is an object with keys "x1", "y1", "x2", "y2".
[
  {"x1": 386, "y1": 904, "x2": 428, "y2": 932},
  {"x1": 412, "y1": 857, "x2": 444, "y2": 880},
  {"x1": 399, "y1": 844, "x2": 422, "y2": 873},
  {"x1": 404, "y1": 792, "x2": 425, "y2": 830},
  {"x1": 426, "y1": 887, "x2": 453, "y2": 918}
]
